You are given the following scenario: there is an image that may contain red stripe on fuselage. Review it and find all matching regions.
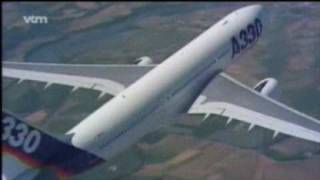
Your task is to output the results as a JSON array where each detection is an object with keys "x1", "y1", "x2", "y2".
[{"x1": 2, "y1": 144, "x2": 71, "y2": 178}]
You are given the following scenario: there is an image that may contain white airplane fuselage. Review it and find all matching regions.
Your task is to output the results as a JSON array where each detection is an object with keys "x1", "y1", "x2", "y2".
[{"x1": 67, "y1": 5, "x2": 264, "y2": 159}]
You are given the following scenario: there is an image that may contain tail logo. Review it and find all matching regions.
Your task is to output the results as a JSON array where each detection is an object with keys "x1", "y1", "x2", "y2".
[{"x1": 3, "y1": 115, "x2": 41, "y2": 154}]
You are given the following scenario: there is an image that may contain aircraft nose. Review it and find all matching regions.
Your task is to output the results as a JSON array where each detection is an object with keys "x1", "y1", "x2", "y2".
[
  {"x1": 234, "y1": 4, "x2": 264, "y2": 20},
  {"x1": 239, "y1": 4, "x2": 263, "y2": 17},
  {"x1": 233, "y1": 4, "x2": 265, "y2": 29}
]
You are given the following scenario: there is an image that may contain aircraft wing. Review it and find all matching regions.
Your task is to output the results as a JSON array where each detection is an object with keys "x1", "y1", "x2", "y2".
[
  {"x1": 189, "y1": 73, "x2": 320, "y2": 143},
  {"x1": 2, "y1": 61, "x2": 154, "y2": 97}
]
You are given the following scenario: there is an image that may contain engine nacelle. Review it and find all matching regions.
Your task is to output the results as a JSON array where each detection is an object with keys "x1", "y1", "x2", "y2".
[
  {"x1": 253, "y1": 78, "x2": 280, "y2": 98},
  {"x1": 134, "y1": 56, "x2": 153, "y2": 66}
]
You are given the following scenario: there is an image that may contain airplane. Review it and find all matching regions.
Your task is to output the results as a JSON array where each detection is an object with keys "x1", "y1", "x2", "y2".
[{"x1": 2, "y1": 4, "x2": 320, "y2": 180}]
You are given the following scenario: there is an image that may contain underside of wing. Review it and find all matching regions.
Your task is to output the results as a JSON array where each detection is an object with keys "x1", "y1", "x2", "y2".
[
  {"x1": 189, "y1": 73, "x2": 320, "y2": 143},
  {"x1": 3, "y1": 61, "x2": 155, "y2": 97}
]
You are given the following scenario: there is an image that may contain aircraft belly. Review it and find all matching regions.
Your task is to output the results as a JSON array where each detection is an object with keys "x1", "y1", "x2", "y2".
[
  {"x1": 95, "y1": 66, "x2": 220, "y2": 159},
  {"x1": 166, "y1": 67, "x2": 221, "y2": 115}
]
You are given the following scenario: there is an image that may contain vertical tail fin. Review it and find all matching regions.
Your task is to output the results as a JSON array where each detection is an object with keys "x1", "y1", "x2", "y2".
[{"x1": 2, "y1": 110, "x2": 104, "y2": 180}]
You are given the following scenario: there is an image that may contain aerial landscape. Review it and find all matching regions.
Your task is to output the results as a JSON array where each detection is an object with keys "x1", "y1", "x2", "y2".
[{"x1": 2, "y1": 2, "x2": 320, "y2": 180}]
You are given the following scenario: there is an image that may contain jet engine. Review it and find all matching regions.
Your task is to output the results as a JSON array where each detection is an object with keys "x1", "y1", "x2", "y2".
[
  {"x1": 253, "y1": 78, "x2": 280, "y2": 98},
  {"x1": 134, "y1": 56, "x2": 153, "y2": 66}
]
